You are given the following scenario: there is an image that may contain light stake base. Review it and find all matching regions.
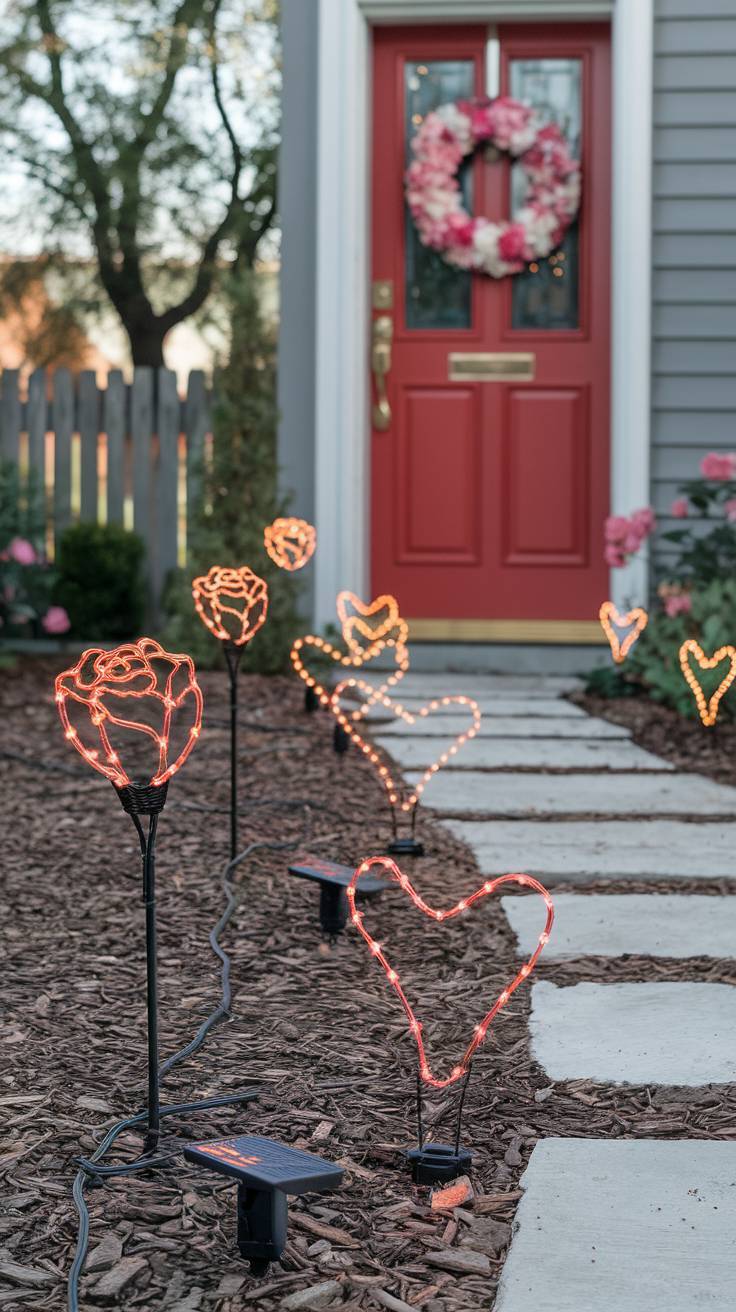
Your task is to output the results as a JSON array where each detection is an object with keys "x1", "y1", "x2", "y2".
[
  {"x1": 304, "y1": 685, "x2": 319, "y2": 713},
  {"x1": 406, "y1": 1142, "x2": 473, "y2": 1186},
  {"x1": 333, "y1": 722, "x2": 350, "y2": 754},
  {"x1": 387, "y1": 836, "x2": 424, "y2": 858}
]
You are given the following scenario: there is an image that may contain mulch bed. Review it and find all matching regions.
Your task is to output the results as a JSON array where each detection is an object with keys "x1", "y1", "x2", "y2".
[
  {"x1": 2, "y1": 661, "x2": 736, "y2": 1312},
  {"x1": 573, "y1": 689, "x2": 736, "y2": 787}
]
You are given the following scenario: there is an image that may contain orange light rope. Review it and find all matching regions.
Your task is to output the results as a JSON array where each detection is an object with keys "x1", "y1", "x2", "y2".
[
  {"x1": 264, "y1": 518, "x2": 316, "y2": 572},
  {"x1": 348, "y1": 856, "x2": 554, "y2": 1089},
  {"x1": 598, "y1": 601, "x2": 648, "y2": 664},
  {"x1": 192, "y1": 565, "x2": 268, "y2": 645},
  {"x1": 55, "y1": 639, "x2": 203, "y2": 787},
  {"x1": 679, "y1": 638, "x2": 736, "y2": 727}
]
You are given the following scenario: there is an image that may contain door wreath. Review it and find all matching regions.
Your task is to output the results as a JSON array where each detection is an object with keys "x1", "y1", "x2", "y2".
[{"x1": 405, "y1": 96, "x2": 581, "y2": 279}]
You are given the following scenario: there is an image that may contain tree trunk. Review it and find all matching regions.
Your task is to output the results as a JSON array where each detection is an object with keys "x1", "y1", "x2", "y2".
[{"x1": 129, "y1": 327, "x2": 167, "y2": 368}]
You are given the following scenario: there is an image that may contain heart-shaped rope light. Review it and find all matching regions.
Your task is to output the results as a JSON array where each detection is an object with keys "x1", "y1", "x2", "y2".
[
  {"x1": 335, "y1": 590, "x2": 410, "y2": 713},
  {"x1": 264, "y1": 517, "x2": 316, "y2": 572},
  {"x1": 679, "y1": 638, "x2": 736, "y2": 727},
  {"x1": 55, "y1": 639, "x2": 203, "y2": 788},
  {"x1": 192, "y1": 564, "x2": 269, "y2": 646},
  {"x1": 331, "y1": 680, "x2": 480, "y2": 815},
  {"x1": 599, "y1": 601, "x2": 648, "y2": 664},
  {"x1": 291, "y1": 591, "x2": 410, "y2": 724},
  {"x1": 348, "y1": 857, "x2": 554, "y2": 1089}
]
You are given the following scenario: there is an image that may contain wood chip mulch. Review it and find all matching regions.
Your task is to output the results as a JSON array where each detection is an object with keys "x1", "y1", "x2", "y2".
[
  {"x1": 573, "y1": 689, "x2": 736, "y2": 787},
  {"x1": 2, "y1": 661, "x2": 736, "y2": 1312}
]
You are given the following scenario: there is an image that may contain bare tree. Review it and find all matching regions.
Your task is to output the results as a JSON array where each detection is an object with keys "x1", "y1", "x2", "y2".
[{"x1": 0, "y1": 0, "x2": 278, "y2": 365}]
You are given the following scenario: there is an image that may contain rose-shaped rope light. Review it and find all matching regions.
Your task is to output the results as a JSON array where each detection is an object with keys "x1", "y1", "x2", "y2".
[
  {"x1": 191, "y1": 564, "x2": 269, "y2": 861},
  {"x1": 348, "y1": 857, "x2": 554, "y2": 1089},
  {"x1": 192, "y1": 565, "x2": 269, "y2": 646},
  {"x1": 264, "y1": 517, "x2": 316, "y2": 572},
  {"x1": 679, "y1": 639, "x2": 736, "y2": 727},
  {"x1": 55, "y1": 639, "x2": 203, "y2": 788},
  {"x1": 598, "y1": 601, "x2": 648, "y2": 665},
  {"x1": 55, "y1": 640, "x2": 204, "y2": 1161}
]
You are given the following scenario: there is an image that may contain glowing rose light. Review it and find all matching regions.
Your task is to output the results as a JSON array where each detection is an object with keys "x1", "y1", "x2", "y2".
[
  {"x1": 55, "y1": 639, "x2": 203, "y2": 789},
  {"x1": 264, "y1": 518, "x2": 316, "y2": 572},
  {"x1": 192, "y1": 565, "x2": 268, "y2": 646},
  {"x1": 679, "y1": 639, "x2": 736, "y2": 727},
  {"x1": 54, "y1": 640, "x2": 204, "y2": 1165},
  {"x1": 331, "y1": 680, "x2": 480, "y2": 820},
  {"x1": 598, "y1": 601, "x2": 648, "y2": 664},
  {"x1": 348, "y1": 857, "x2": 554, "y2": 1088}
]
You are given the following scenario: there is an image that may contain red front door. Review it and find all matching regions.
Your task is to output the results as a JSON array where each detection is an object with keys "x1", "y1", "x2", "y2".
[{"x1": 370, "y1": 23, "x2": 611, "y2": 629}]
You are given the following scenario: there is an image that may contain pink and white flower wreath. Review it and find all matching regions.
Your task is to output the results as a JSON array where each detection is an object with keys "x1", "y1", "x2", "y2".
[{"x1": 406, "y1": 96, "x2": 581, "y2": 279}]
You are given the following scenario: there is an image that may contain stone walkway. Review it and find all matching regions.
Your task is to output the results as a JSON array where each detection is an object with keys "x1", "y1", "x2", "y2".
[{"x1": 369, "y1": 673, "x2": 736, "y2": 1310}]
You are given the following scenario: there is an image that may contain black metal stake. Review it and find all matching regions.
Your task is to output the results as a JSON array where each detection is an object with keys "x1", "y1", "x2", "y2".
[
  {"x1": 117, "y1": 781, "x2": 169, "y2": 1156},
  {"x1": 223, "y1": 642, "x2": 243, "y2": 862}
]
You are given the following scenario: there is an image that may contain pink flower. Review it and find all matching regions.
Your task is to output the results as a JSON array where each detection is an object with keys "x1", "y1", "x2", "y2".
[
  {"x1": 604, "y1": 515, "x2": 629, "y2": 544},
  {"x1": 42, "y1": 606, "x2": 71, "y2": 635},
  {"x1": 631, "y1": 507, "x2": 655, "y2": 538},
  {"x1": 498, "y1": 222, "x2": 529, "y2": 263},
  {"x1": 8, "y1": 537, "x2": 37, "y2": 566},
  {"x1": 604, "y1": 543, "x2": 626, "y2": 567},
  {"x1": 700, "y1": 452, "x2": 736, "y2": 480},
  {"x1": 725, "y1": 498, "x2": 736, "y2": 523},
  {"x1": 664, "y1": 593, "x2": 692, "y2": 619},
  {"x1": 671, "y1": 498, "x2": 689, "y2": 518}
]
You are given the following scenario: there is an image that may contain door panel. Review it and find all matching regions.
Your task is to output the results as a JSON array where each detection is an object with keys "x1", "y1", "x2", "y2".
[
  {"x1": 397, "y1": 387, "x2": 481, "y2": 564},
  {"x1": 502, "y1": 387, "x2": 588, "y2": 565},
  {"x1": 371, "y1": 23, "x2": 611, "y2": 625}
]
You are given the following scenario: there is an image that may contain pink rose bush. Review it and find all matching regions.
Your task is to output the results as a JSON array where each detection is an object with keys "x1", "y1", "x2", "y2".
[
  {"x1": 593, "y1": 453, "x2": 736, "y2": 719},
  {"x1": 604, "y1": 508, "x2": 655, "y2": 568},
  {"x1": 42, "y1": 605, "x2": 71, "y2": 635},
  {"x1": 8, "y1": 537, "x2": 37, "y2": 565},
  {"x1": 406, "y1": 95, "x2": 580, "y2": 279}
]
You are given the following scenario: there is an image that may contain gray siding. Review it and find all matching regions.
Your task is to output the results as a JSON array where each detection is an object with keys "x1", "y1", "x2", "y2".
[
  {"x1": 277, "y1": 0, "x2": 319, "y2": 549},
  {"x1": 651, "y1": 0, "x2": 736, "y2": 560}
]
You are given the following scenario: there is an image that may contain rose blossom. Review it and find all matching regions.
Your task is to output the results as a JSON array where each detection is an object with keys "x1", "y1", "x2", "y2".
[
  {"x1": 8, "y1": 537, "x2": 37, "y2": 565},
  {"x1": 671, "y1": 498, "x2": 689, "y2": 518},
  {"x1": 664, "y1": 593, "x2": 692, "y2": 619},
  {"x1": 42, "y1": 606, "x2": 71, "y2": 635},
  {"x1": 604, "y1": 543, "x2": 626, "y2": 567},
  {"x1": 700, "y1": 452, "x2": 736, "y2": 480}
]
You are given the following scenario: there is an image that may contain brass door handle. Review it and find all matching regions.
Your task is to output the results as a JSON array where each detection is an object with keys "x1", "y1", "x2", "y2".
[{"x1": 371, "y1": 314, "x2": 393, "y2": 431}]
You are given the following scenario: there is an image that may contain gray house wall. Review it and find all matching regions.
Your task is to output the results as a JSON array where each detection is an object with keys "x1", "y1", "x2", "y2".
[
  {"x1": 277, "y1": 0, "x2": 319, "y2": 553},
  {"x1": 651, "y1": 0, "x2": 736, "y2": 563}
]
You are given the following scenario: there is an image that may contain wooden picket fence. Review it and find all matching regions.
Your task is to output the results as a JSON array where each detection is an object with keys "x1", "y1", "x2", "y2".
[{"x1": 0, "y1": 367, "x2": 213, "y2": 620}]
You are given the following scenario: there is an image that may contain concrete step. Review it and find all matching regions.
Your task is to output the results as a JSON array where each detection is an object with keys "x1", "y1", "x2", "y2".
[
  {"x1": 495, "y1": 1139, "x2": 736, "y2": 1312},
  {"x1": 443, "y1": 817, "x2": 736, "y2": 882},
  {"x1": 503, "y1": 892, "x2": 736, "y2": 959},
  {"x1": 530, "y1": 980, "x2": 736, "y2": 1085}
]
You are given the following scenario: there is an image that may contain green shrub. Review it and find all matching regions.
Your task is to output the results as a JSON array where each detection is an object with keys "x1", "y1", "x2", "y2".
[
  {"x1": 54, "y1": 522, "x2": 146, "y2": 640},
  {"x1": 163, "y1": 270, "x2": 302, "y2": 672},
  {"x1": 628, "y1": 578, "x2": 736, "y2": 719}
]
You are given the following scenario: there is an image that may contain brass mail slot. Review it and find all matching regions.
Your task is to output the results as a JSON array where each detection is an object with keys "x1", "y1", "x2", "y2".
[{"x1": 449, "y1": 352, "x2": 536, "y2": 382}]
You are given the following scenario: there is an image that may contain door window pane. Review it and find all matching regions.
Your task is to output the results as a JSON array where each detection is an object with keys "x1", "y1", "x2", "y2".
[
  {"x1": 509, "y1": 59, "x2": 581, "y2": 331},
  {"x1": 405, "y1": 60, "x2": 474, "y2": 330}
]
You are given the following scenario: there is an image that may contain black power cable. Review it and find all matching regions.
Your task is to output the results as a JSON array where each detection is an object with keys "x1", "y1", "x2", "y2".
[{"x1": 67, "y1": 796, "x2": 316, "y2": 1312}]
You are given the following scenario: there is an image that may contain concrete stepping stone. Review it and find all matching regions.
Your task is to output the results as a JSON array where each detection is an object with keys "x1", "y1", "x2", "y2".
[
  {"x1": 375, "y1": 713, "x2": 629, "y2": 739},
  {"x1": 411, "y1": 770, "x2": 736, "y2": 816},
  {"x1": 366, "y1": 696, "x2": 586, "y2": 719},
  {"x1": 530, "y1": 980, "x2": 736, "y2": 1084},
  {"x1": 353, "y1": 674, "x2": 581, "y2": 697},
  {"x1": 443, "y1": 817, "x2": 736, "y2": 881},
  {"x1": 495, "y1": 1139, "x2": 736, "y2": 1312},
  {"x1": 377, "y1": 736, "x2": 668, "y2": 771},
  {"x1": 503, "y1": 893, "x2": 736, "y2": 959}
]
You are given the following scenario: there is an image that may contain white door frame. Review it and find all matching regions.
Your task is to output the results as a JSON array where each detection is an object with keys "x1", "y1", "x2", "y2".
[{"x1": 313, "y1": 0, "x2": 652, "y2": 631}]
